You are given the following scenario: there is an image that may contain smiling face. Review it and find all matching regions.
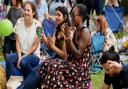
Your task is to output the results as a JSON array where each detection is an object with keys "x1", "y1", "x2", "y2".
[
  {"x1": 55, "y1": 10, "x2": 65, "y2": 25},
  {"x1": 23, "y1": 3, "x2": 35, "y2": 21}
]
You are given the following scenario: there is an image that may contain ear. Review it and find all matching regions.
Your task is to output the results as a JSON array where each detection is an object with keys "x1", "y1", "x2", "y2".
[
  {"x1": 32, "y1": 12, "x2": 35, "y2": 16},
  {"x1": 64, "y1": 15, "x2": 67, "y2": 20}
]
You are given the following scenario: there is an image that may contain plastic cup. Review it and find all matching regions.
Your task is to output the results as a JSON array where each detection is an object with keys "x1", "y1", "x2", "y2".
[{"x1": 36, "y1": 27, "x2": 42, "y2": 38}]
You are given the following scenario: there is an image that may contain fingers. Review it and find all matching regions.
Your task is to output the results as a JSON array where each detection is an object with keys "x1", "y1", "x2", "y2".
[
  {"x1": 17, "y1": 63, "x2": 21, "y2": 69},
  {"x1": 61, "y1": 32, "x2": 66, "y2": 39}
]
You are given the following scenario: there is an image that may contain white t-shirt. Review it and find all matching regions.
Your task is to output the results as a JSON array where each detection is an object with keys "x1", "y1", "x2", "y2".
[{"x1": 14, "y1": 18, "x2": 41, "y2": 58}]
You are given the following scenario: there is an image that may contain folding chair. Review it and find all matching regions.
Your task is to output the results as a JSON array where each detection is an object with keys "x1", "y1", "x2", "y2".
[
  {"x1": 41, "y1": 19, "x2": 57, "y2": 59},
  {"x1": 104, "y1": 5, "x2": 125, "y2": 33},
  {"x1": 91, "y1": 32, "x2": 105, "y2": 74}
]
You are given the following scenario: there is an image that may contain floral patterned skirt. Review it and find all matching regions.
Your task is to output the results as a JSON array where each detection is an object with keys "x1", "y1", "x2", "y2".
[{"x1": 39, "y1": 58, "x2": 91, "y2": 89}]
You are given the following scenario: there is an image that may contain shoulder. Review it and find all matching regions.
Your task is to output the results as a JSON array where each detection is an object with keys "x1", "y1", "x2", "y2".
[
  {"x1": 122, "y1": 63, "x2": 128, "y2": 72},
  {"x1": 34, "y1": 19, "x2": 42, "y2": 27},
  {"x1": 82, "y1": 27, "x2": 91, "y2": 35},
  {"x1": 17, "y1": 18, "x2": 23, "y2": 23},
  {"x1": 106, "y1": 28, "x2": 113, "y2": 34},
  {"x1": 9, "y1": 6, "x2": 15, "y2": 10},
  {"x1": 15, "y1": 18, "x2": 24, "y2": 28},
  {"x1": 18, "y1": 8, "x2": 23, "y2": 13},
  {"x1": 7, "y1": 7, "x2": 14, "y2": 14}
]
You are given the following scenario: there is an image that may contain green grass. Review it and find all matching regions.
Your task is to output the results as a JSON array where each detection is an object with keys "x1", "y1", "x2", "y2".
[
  {"x1": 91, "y1": 71, "x2": 104, "y2": 89},
  {"x1": 0, "y1": 57, "x2": 4, "y2": 62},
  {"x1": 92, "y1": 71, "x2": 113, "y2": 89}
]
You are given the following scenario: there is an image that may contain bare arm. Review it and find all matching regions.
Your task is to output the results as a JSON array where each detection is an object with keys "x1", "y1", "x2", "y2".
[
  {"x1": 66, "y1": 28, "x2": 91, "y2": 59},
  {"x1": 102, "y1": 83, "x2": 110, "y2": 89},
  {"x1": 16, "y1": 34, "x2": 22, "y2": 59},
  {"x1": 46, "y1": 33, "x2": 67, "y2": 59},
  {"x1": 45, "y1": 12, "x2": 50, "y2": 20},
  {"x1": 41, "y1": 29, "x2": 48, "y2": 46}
]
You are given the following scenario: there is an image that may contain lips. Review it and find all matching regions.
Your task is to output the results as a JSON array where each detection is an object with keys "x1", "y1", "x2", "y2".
[{"x1": 24, "y1": 14, "x2": 29, "y2": 17}]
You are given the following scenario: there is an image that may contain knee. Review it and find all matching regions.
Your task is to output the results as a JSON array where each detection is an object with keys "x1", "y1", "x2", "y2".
[{"x1": 20, "y1": 58, "x2": 28, "y2": 68}]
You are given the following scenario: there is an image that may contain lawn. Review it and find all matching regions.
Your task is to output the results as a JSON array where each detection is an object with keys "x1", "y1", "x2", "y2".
[{"x1": 91, "y1": 71, "x2": 104, "y2": 89}]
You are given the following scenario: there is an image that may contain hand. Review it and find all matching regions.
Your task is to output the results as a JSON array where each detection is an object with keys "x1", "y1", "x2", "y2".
[
  {"x1": 17, "y1": 58, "x2": 21, "y2": 69},
  {"x1": 61, "y1": 23, "x2": 68, "y2": 32},
  {"x1": 41, "y1": 30, "x2": 45, "y2": 37},
  {"x1": 64, "y1": 27, "x2": 74, "y2": 40},
  {"x1": 47, "y1": 35, "x2": 56, "y2": 48}
]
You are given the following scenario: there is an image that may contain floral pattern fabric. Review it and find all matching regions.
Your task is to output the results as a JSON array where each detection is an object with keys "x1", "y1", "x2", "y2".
[{"x1": 39, "y1": 46, "x2": 92, "y2": 89}]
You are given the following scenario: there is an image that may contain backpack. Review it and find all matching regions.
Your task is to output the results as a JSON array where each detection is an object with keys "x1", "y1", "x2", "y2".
[{"x1": 92, "y1": 32, "x2": 105, "y2": 54}]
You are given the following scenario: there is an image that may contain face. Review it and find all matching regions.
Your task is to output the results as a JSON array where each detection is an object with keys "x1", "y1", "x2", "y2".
[
  {"x1": 71, "y1": 7, "x2": 81, "y2": 26},
  {"x1": 12, "y1": 0, "x2": 16, "y2": 6},
  {"x1": 55, "y1": 10, "x2": 65, "y2": 25},
  {"x1": 23, "y1": 4, "x2": 35, "y2": 20},
  {"x1": 102, "y1": 60, "x2": 117, "y2": 77}
]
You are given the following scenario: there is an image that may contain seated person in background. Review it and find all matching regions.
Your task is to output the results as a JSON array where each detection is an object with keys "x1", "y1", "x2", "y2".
[
  {"x1": 95, "y1": 15, "x2": 117, "y2": 51},
  {"x1": 100, "y1": 46, "x2": 128, "y2": 89}
]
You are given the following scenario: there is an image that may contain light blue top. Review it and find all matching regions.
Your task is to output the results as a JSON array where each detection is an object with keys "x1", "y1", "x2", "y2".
[{"x1": 31, "y1": 0, "x2": 48, "y2": 23}]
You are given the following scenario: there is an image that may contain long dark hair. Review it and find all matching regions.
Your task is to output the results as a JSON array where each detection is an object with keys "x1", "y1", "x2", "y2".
[
  {"x1": 100, "y1": 46, "x2": 120, "y2": 65},
  {"x1": 23, "y1": 1, "x2": 38, "y2": 20},
  {"x1": 15, "y1": 0, "x2": 22, "y2": 7},
  {"x1": 55, "y1": 6, "x2": 71, "y2": 35},
  {"x1": 56, "y1": 6, "x2": 71, "y2": 26}
]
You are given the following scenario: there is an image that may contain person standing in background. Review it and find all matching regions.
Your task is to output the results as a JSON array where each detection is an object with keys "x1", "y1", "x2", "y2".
[{"x1": 3, "y1": 0, "x2": 23, "y2": 59}]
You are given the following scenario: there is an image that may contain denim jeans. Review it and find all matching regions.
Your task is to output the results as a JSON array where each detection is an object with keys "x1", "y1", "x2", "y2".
[
  {"x1": 17, "y1": 64, "x2": 41, "y2": 89},
  {"x1": 6, "y1": 53, "x2": 39, "y2": 80}
]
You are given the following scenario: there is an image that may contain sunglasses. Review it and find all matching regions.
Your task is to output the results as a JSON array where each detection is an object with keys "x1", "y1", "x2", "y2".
[{"x1": 71, "y1": 13, "x2": 80, "y2": 17}]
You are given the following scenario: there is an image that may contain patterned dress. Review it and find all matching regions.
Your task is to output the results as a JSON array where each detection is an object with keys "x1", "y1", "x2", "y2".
[{"x1": 39, "y1": 27, "x2": 92, "y2": 89}]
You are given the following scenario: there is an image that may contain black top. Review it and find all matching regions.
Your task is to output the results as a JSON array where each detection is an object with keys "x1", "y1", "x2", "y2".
[{"x1": 104, "y1": 63, "x2": 128, "y2": 89}]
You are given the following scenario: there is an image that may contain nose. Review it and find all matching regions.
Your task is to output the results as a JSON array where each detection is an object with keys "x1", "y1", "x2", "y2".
[{"x1": 55, "y1": 15, "x2": 58, "y2": 19}]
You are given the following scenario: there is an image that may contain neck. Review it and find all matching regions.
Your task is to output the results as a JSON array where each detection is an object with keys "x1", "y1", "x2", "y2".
[
  {"x1": 14, "y1": 4, "x2": 21, "y2": 9},
  {"x1": 24, "y1": 18, "x2": 34, "y2": 27},
  {"x1": 76, "y1": 22, "x2": 83, "y2": 31}
]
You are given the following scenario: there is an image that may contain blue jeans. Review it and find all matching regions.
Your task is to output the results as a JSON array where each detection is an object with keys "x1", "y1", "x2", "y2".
[
  {"x1": 6, "y1": 53, "x2": 39, "y2": 80},
  {"x1": 17, "y1": 64, "x2": 41, "y2": 89}
]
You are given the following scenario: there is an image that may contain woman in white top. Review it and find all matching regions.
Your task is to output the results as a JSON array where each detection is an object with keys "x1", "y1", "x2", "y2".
[{"x1": 6, "y1": 1, "x2": 41, "y2": 80}]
